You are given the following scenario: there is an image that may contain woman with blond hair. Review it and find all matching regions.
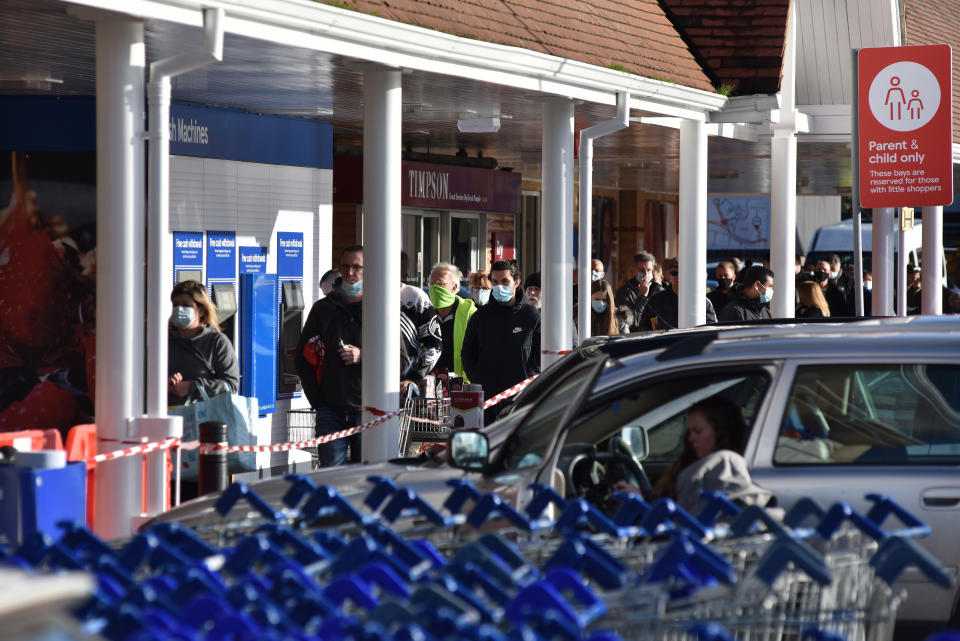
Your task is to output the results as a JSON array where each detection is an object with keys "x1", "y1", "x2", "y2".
[
  {"x1": 167, "y1": 280, "x2": 239, "y2": 406},
  {"x1": 796, "y1": 280, "x2": 830, "y2": 318}
]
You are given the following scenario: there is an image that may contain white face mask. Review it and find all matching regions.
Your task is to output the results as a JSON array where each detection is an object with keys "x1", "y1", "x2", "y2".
[
  {"x1": 170, "y1": 305, "x2": 196, "y2": 329},
  {"x1": 864, "y1": 281, "x2": 873, "y2": 292},
  {"x1": 591, "y1": 270, "x2": 604, "y2": 282}
]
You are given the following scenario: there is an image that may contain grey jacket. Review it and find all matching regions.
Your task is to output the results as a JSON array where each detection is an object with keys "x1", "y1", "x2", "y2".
[
  {"x1": 168, "y1": 325, "x2": 240, "y2": 406},
  {"x1": 675, "y1": 449, "x2": 772, "y2": 515}
]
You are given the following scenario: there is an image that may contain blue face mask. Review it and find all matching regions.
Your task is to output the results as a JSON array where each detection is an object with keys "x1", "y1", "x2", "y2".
[
  {"x1": 471, "y1": 288, "x2": 490, "y2": 305},
  {"x1": 341, "y1": 279, "x2": 363, "y2": 296},
  {"x1": 492, "y1": 284, "x2": 514, "y2": 303},
  {"x1": 170, "y1": 305, "x2": 195, "y2": 329},
  {"x1": 758, "y1": 285, "x2": 774, "y2": 304},
  {"x1": 591, "y1": 300, "x2": 608, "y2": 313}
]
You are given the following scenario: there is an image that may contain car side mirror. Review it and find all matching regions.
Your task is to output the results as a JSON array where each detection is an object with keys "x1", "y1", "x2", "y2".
[
  {"x1": 449, "y1": 431, "x2": 489, "y2": 471},
  {"x1": 621, "y1": 425, "x2": 649, "y2": 461}
]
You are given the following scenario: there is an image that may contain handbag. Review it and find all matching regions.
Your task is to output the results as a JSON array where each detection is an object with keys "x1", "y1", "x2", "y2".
[{"x1": 170, "y1": 387, "x2": 260, "y2": 479}]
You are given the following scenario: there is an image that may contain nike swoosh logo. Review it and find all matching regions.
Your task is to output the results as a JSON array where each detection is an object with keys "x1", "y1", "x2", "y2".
[{"x1": 512, "y1": 327, "x2": 522, "y2": 333}]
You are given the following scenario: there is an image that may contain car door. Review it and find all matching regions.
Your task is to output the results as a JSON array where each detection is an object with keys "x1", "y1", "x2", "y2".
[
  {"x1": 475, "y1": 357, "x2": 609, "y2": 512},
  {"x1": 749, "y1": 358, "x2": 960, "y2": 624}
]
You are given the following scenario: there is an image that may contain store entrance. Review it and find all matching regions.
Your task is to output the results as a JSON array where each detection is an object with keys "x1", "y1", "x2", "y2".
[{"x1": 401, "y1": 210, "x2": 439, "y2": 287}]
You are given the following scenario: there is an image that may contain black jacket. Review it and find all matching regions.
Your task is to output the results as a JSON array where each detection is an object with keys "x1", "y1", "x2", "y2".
[
  {"x1": 294, "y1": 290, "x2": 363, "y2": 412},
  {"x1": 796, "y1": 305, "x2": 825, "y2": 318},
  {"x1": 461, "y1": 297, "x2": 541, "y2": 399},
  {"x1": 615, "y1": 277, "x2": 663, "y2": 332},
  {"x1": 706, "y1": 287, "x2": 734, "y2": 316},
  {"x1": 717, "y1": 290, "x2": 772, "y2": 322},
  {"x1": 641, "y1": 286, "x2": 717, "y2": 330}
]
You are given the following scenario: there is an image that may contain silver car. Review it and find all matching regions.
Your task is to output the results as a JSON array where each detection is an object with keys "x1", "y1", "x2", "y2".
[{"x1": 157, "y1": 316, "x2": 960, "y2": 625}]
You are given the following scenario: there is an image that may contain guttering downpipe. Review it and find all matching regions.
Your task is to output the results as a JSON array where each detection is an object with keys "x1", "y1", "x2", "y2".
[
  {"x1": 146, "y1": 7, "x2": 224, "y2": 417},
  {"x1": 578, "y1": 91, "x2": 629, "y2": 339}
]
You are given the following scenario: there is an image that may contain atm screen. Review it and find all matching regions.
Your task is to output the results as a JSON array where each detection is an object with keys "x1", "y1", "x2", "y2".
[
  {"x1": 177, "y1": 270, "x2": 202, "y2": 283},
  {"x1": 212, "y1": 284, "x2": 237, "y2": 319}
]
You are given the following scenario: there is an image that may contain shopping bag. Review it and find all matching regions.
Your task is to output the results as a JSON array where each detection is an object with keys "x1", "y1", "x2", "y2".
[{"x1": 170, "y1": 388, "x2": 260, "y2": 479}]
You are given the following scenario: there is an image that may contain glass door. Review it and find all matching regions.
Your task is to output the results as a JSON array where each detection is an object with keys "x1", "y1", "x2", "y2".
[
  {"x1": 401, "y1": 209, "x2": 440, "y2": 287},
  {"x1": 450, "y1": 214, "x2": 480, "y2": 278}
]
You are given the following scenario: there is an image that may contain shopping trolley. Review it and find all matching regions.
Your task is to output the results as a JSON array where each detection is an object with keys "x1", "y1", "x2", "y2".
[
  {"x1": 398, "y1": 396, "x2": 452, "y2": 456},
  {"x1": 287, "y1": 408, "x2": 319, "y2": 465}
]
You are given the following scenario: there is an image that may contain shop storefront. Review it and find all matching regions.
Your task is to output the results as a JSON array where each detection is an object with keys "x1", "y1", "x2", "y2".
[{"x1": 334, "y1": 156, "x2": 522, "y2": 285}]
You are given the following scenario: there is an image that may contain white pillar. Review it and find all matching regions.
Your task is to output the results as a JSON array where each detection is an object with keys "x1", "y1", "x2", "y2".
[
  {"x1": 94, "y1": 17, "x2": 145, "y2": 539},
  {"x1": 770, "y1": 0, "x2": 797, "y2": 318},
  {"x1": 578, "y1": 137, "x2": 595, "y2": 339},
  {"x1": 770, "y1": 129, "x2": 797, "y2": 318},
  {"x1": 922, "y1": 206, "x2": 943, "y2": 315},
  {"x1": 872, "y1": 207, "x2": 895, "y2": 316},
  {"x1": 897, "y1": 225, "x2": 907, "y2": 316},
  {"x1": 541, "y1": 99, "x2": 575, "y2": 368},
  {"x1": 678, "y1": 119, "x2": 708, "y2": 328},
  {"x1": 361, "y1": 68, "x2": 402, "y2": 461}
]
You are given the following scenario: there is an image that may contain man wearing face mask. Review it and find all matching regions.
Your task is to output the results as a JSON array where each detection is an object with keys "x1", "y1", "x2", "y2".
[
  {"x1": 427, "y1": 262, "x2": 476, "y2": 380},
  {"x1": 295, "y1": 245, "x2": 365, "y2": 466},
  {"x1": 615, "y1": 251, "x2": 663, "y2": 332},
  {"x1": 461, "y1": 259, "x2": 541, "y2": 423},
  {"x1": 812, "y1": 259, "x2": 849, "y2": 316},
  {"x1": 523, "y1": 272, "x2": 541, "y2": 309},
  {"x1": 717, "y1": 265, "x2": 775, "y2": 322},
  {"x1": 641, "y1": 257, "x2": 717, "y2": 330},
  {"x1": 707, "y1": 261, "x2": 736, "y2": 316}
]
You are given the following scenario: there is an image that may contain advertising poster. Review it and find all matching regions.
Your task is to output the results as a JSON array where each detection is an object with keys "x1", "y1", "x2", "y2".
[
  {"x1": 206, "y1": 230, "x2": 236, "y2": 284},
  {"x1": 0, "y1": 151, "x2": 97, "y2": 435},
  {"x1": 707, "y1": 196, "x2": 770, "y2": 251},
  {"x1": 173, "y1": 231, "x2": 204, "y2": 283},
  {"x1": 239, "y1": 246, "x2": 267, "y2": 274}
]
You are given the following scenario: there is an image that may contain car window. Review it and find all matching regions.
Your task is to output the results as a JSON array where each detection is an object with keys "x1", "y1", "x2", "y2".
[
  {"x1": 775, "y1": 364, "x2": 960, "y2": 465},
  {"x1": 563, "y1": 370, "x2": 770, "y2": 482},
  {"x1": 495, "y1": 359, "x2": 607, "y2": 473}
]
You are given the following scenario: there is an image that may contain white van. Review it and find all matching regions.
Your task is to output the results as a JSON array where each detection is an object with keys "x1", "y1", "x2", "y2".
[{"x1": 806, "y1": 220, "x2": 922, "y2": 271}]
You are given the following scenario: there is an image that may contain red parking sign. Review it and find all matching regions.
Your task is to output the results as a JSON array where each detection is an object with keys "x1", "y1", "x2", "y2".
[{"x1": 858, "y1": 45, "x2": 953, "y2": 207}]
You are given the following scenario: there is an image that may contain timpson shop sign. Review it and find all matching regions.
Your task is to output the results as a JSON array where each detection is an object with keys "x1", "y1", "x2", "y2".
[{"x1": 333, "y1": 157, "x2": 521, "y2": 215}]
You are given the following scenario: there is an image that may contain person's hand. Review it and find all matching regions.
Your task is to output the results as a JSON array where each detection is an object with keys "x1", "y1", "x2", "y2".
[
  {"x1": 168, "y1": 373, "x2": 192, "y2": 397},
  {"x1": 339, "y1": 344, "x2": 361, "y2": 365},
  {"x1": 636, "y1": 277, "x2": 651, "y2": 297},
  {"x1": 613, "y1": 480, "x2": 642, "y2": 495}
]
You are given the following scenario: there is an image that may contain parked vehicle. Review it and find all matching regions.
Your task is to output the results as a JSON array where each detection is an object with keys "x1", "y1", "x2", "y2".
[{"x1": 155, "y1": 316, "x2": 960, "y2": 625}]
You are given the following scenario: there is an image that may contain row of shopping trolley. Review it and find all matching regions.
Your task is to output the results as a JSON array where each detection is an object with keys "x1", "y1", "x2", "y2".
[{"x1": 1, "y1": 476, "x2": 955, "y2": 641}]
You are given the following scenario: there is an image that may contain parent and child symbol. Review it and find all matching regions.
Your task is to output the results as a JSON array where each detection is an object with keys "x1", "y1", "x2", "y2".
[{"x1": 885, "y1": 76, "x2": 924, "y2": 121}]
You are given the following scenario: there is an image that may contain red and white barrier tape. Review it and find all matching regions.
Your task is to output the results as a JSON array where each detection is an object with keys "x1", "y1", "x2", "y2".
[
  {"x1": 541, "y1": 349, "x2": 572, "y2": 355},
  {"x1": 483, "y1": 374, "x2": 538, "y2": 409},
  {"x1": 84, "y1": 375, "x2": 540, "y2": 463},
  {"x1": 85, "y1": 437, "x2": 181, "y2": 464}
]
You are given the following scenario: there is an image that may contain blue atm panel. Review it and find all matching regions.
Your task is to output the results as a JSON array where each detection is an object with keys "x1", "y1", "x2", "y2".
[{"x1": 240, "y1": 273, "x2": 278, "y2": 415}]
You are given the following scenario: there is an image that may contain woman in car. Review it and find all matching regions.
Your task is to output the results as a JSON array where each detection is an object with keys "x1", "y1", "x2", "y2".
[
  {"x1": 616, "y1": 395, "x2": 771, "y2": 514},
  {"x1": 796, "y1": 280, "x2": 831, "y2": 318}
]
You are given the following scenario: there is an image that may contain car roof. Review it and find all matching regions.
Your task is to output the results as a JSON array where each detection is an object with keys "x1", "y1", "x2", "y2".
[{"x1": 603, "y1": 317, "x2": 960, "y2": 384}]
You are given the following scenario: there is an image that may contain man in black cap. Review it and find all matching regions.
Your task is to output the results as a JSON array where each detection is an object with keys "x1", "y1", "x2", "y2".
[{"x1": 523, "y1": 272, "x2": 541, "y2": 309}]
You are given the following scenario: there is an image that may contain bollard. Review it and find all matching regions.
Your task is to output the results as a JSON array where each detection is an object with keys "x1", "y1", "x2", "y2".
[{"x1": 198, "y1": 421, "x2": 229, "y2": 496}]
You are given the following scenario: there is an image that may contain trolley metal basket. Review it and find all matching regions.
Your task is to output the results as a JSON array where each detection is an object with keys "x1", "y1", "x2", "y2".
[
  {"x1": 398, "y1": 396, "x2": 452, "y2": 456},
  {"x1": 287, "y1": 408, "x2": 318, "y2": 462}
]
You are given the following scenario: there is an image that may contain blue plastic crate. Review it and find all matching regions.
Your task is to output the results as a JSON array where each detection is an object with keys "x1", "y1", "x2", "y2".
[{"x1": 0, "y1": 461, "x2": 86, "y2": 546}]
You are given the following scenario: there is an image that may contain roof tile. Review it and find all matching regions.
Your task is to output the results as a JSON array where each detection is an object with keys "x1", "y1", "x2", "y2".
[{"x1": 326, "y1": 0, "x2": 716, "y2": 92}]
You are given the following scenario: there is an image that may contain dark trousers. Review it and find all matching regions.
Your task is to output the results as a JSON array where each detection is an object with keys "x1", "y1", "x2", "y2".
[{"x1": 314, "y1": 405, "x2": 362, "y2": 466}]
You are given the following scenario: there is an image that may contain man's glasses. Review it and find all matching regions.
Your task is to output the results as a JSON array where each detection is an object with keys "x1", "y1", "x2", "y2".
[
  {"x1": 430, "y1": 280, "x2": 456, "y2": 288},
  {"x1": 340, "y1": 263, "x2": 364, "y2": 274}
]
